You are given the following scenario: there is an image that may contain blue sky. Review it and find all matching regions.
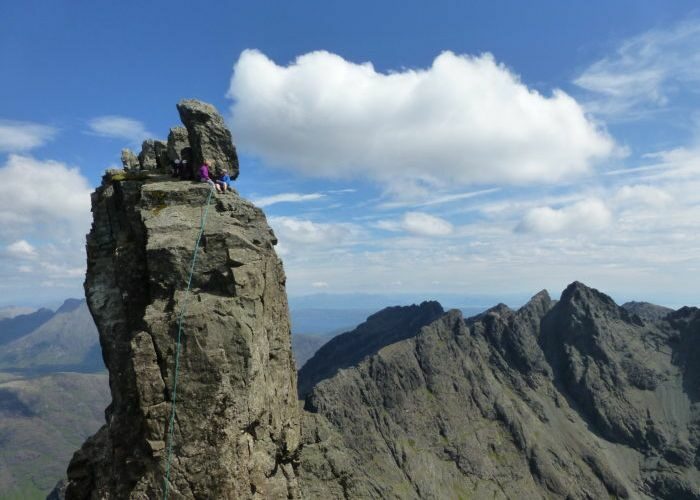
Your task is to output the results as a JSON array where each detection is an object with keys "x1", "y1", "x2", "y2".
[{"x1": 1, "y1": 1, "x2": 699, "y2": 307}]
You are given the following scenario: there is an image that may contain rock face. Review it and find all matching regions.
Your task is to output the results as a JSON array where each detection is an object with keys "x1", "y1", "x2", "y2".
[
  {"x1": 137, "y1": 139, "x2": 159, "y2": 171},
  {"x1": 64, "y1": 178, "x2": 299, "y2": 494},
  {"x1": 177, "y1": 99, "x2": 240, "y2": 179},
  {"x1": 120, "y1": 149, "x2": 139, "y2": 170},
  {"x1": 297, "y1": 301, "x2": 444, "y2": 397},
  {"x1": 154, "y1": 139, "x2": 170, "y2": 171},
  {"x1": 622, "y1": 300, "x2": 674, "y2": 322},
  {"x1": 120, "y1": 98, "x2": 238, "y2": 179},
  {"x1": 167, "y1": 126, "x2": 190, "y2": 162},
  {"x1": 299, "y1": 283, "x2": 700, "y2": 499}
]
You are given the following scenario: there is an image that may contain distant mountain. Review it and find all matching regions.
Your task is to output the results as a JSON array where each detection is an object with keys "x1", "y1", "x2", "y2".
[
  {"x1": 299, "y1": 283, "x2": 700, "y2": 499},
  {"x1": 0, "y1": 298, "x2": 109, "y2": 499},
  {"x1": 0, "y1": 299, "x2": 103, "y2": 373},
  {"x1": 290, "y1": 306, "x2": 486, "y2": 337},
  {"x1": 289, "y1": 292, "x2": 523, "y2": 311},
  {"x1": 0, "y1": 306, "x2": 35, "y2": 320},
  {"x1": 0, "y1": 308, "x2": 55, "y2": 346},
  {"x1": 0, "y1": 372, "x2": 109, "y2": 499},
  {"x1": 297, "y1": 301, "x2": 445, "y2": 397},
  {"x1": 290, "y1": 308, "x2": 376, "y2": 336},
  {"x1": 55, "y1": 298, "x2": 84, "y2": 315},
  {"x1": 622, "y1": 300, "x2": 674, "y2": 322},
  {"x1": 292, "y1": 334, "x2": 328, "y2": 369}
]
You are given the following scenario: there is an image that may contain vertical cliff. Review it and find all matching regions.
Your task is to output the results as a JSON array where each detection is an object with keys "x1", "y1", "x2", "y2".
[{"x1": 64, "y1": 101, "x2": 300, "y2": 499}]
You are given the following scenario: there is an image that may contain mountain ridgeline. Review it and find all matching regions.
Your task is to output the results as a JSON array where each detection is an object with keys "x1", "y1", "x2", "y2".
[
  {"x1": 297, "y1": 301, "x2": 444, "y2": 397},
  {"x1": 57, "y1": 99, "x2": 699, "y2": 499},
  {"x1": 299, "y1": 283, "x2": 700, "y2": 499}
]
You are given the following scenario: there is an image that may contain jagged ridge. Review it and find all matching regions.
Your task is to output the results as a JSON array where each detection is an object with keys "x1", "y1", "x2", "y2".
[{"x1": 299, "y1": 282, "x2": 700, "y2": 499}]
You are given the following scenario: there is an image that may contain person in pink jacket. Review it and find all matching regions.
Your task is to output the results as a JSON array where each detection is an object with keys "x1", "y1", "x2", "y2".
[{"x1": 198, "y1": 160, "x2": 221, "y2": 192}]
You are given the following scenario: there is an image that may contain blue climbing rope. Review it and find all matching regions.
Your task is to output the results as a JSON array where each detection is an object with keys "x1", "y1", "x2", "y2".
[{"x1": 163, "y1": 186, "x2": 215, "y2": 499}]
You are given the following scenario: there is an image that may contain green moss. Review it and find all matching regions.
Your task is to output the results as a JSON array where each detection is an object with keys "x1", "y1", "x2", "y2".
[
  {"x1": 107, "y1": 171, "x2": 150, "y2": 183},
  {"x1": 148, "y1": 190, "x2": 168, "y2": 215},
  {"x1": 150, "y1": 190, "x2": 167, "y2": 200},
  {"x1": 152, "y1": 204, "x2": 167, "y2": 215}
]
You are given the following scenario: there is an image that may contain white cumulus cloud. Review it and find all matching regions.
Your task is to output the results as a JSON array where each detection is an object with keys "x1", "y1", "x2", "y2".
[
  {"x1": 228, "y1": 49, "x2": 614, "y2": 191},
  {"x1": 87, "y1": 115, "x2": 151, "y2": 144},
  {"x1": 517, "y1": 198, "x2": 612, "y2": 234},
  {"x1": 0, "y1": 155, "x2": 92, "y2": 298},
  {"x1": 0, "y1": 120, "x2": 57, "y2": 152},
  {"x1": 0, "y1": 155, "x2": 92, "y2": 234}
]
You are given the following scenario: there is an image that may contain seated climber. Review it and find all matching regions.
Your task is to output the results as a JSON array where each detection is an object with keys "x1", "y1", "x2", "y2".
[
  {"x1": 215, "y1": 169, "x2": 232, "y2": 193},
  {"x1": 171, "y1": 159, "x2": 181, "y2": 178},
  {"x1": 198, "y1": 161, "x2": 221, "y2": 192},
  {"x1": 179, "y1": 159, "x2": 192, "y2": 180}
]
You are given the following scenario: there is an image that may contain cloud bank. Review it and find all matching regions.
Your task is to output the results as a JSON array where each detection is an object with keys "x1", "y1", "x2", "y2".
[
  {"x1": 0, "y1": 155, "x2": 92, "y2": 294},
  {"x1": 228, "y1": 50, "x2": 614, "y2": 191},
  {"x1": 0, "y1": 120, "x2": 57, "y2": 152}
]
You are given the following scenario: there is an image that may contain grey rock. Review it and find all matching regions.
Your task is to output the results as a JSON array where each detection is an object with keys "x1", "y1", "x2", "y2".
[
  {"x1": 297, "y1": 301, "x2": 444, "y2": 398},
  {"x1": 137, "y1": 139, "x2": 158, "y2": 170},
  {"x1": 177, "y1": 99, "x2": 239, "y2": 179},
  {"x1": 300, "y1": 283, "x2": 700, "y2": 499},
  {"x1": 622, "y1": 300, "x2": 674, "y2": 322},
  {"x1": 166, "y1": 126, "x2": 190, "y2": 162},
  {"x1": 120, "y1": 148, "x2": 139, "y2": 170},
  {"x1": 64, "y1": 174, "x2": 300, "y2": 499},
  {"x1": 154, "y1": 139, "x2": 169, "y2": 171}
]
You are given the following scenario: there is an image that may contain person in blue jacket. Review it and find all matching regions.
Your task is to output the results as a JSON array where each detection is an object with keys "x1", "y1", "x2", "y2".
[{"x1": 215, "y1": 169, "x2": 233, "y2": 193}]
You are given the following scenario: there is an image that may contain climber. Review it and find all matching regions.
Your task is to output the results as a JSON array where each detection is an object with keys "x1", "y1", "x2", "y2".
[
  {"x1": 198, "y1": 160, "x2": 221, "y2": 192},
  {"x1": 179, "y1": 158, "x2": 192, "y2": 180},
  {"x1": 171, "y1": 158, "x2": 181, "y2": 178},
  {"x1": 215, "y1": 169, "x2": 232, "y2": 193}
]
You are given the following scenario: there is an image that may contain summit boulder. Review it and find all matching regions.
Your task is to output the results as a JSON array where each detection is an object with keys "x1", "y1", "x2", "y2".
[{"x1": 177, "y1": 99, "x2": 239, "y2": 179}]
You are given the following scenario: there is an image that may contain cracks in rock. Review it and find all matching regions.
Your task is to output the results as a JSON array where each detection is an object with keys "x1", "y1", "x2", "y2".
[
  {"x1": 244, "y1": 419, "x2": 261, "y2": 440},
  {"x1": 367, "y1": 401, "x2": 422, "y2": 498}
]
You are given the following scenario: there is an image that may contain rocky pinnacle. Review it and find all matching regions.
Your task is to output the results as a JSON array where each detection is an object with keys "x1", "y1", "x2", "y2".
[{"x1": 64, "y1": 101, "x2": 298, "y2": 499}]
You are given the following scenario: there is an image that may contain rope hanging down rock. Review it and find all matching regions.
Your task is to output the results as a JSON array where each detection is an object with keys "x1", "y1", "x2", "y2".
[{"x1": 163, "y1": 186, "x2": 215, "y2": 499}]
